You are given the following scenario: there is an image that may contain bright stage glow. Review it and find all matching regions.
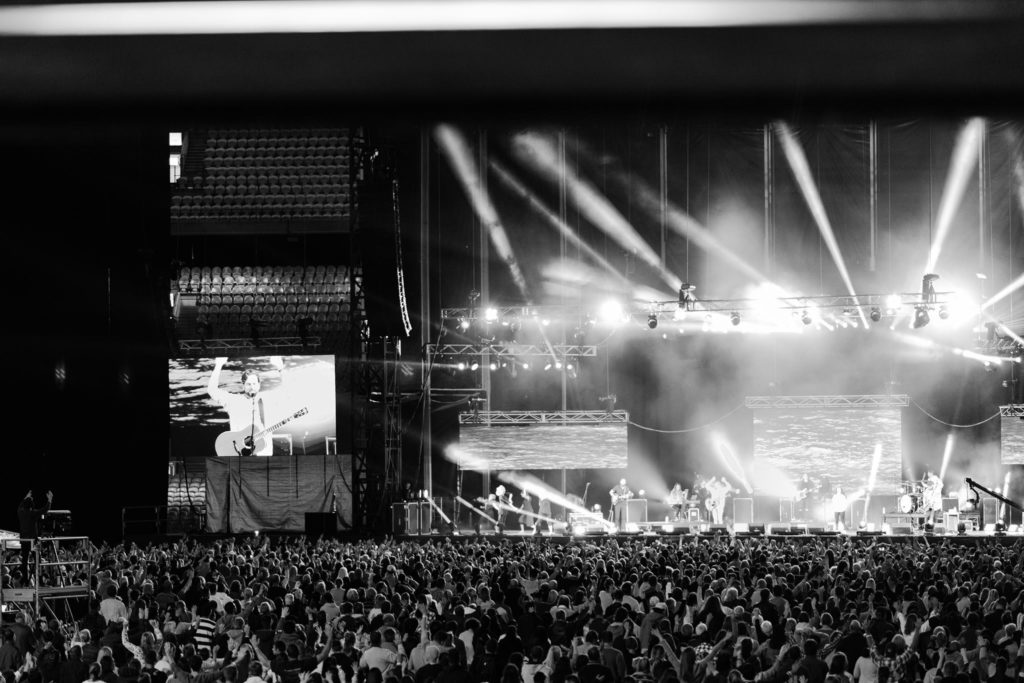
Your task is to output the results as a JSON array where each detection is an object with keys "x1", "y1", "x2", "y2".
[
  {"x1": 885, "y1": 294, "x2": 901, "y2": 313},
  {"x1": 489, "y1": 158, "x2": 630, "y2": 289},
  {"x1": 597, "y1": 299, "x2": 626, "y2": 325},
  {"x1": 956, "y1": 348, "x2": 1008, "y2": 365},
  {"x1": 0, "y1": 0, "x2": 1010, "y2": 36},
  {"x1": 774, "y1": 121, "x2": 868, "y2": 327},
  {"x1": 982, "y1": 272, "x2": 1024, "y2": 312},
  {"x1": 512, "y1": 132, "x2": 681, "y2": 291},
  {"x1": 924, "y1": 118, "x2": 986, "y2": 275},
  {"x1": 711, "y1": 433, "x2": 753, "y2": 494},
  {"x1": 939, "y1": 434, "x2": 956, "y2": 480},
  {"x1": 484, "y1": 307, "x2": 499, "y2": 322},
  {"x1": 435, "y1": 124, "x2": 531, "y2": 301}
]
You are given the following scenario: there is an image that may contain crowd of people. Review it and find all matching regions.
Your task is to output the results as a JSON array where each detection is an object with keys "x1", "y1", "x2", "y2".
[{"x1": 2, "y1": 533, "x2": 1023, "y2": 683}]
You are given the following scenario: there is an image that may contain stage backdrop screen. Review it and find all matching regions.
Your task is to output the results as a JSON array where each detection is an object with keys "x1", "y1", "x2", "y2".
[
  {"x1": 170, "y1": 355, "x2": 336, "y2": 458},
  {"x1": 752, "y1": 407, "x2": 902, "y2": 496},
  {"x1": 1001, "y1": 415, "x2": 1024, "y2": 465},
  {"x1": 457, "y1": 423, "x2": 627, "y2": 470}
]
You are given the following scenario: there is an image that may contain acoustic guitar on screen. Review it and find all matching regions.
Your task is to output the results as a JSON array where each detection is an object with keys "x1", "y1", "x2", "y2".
[{"x1": 215, "y1": 407, "x2": 309, "y2": 457}]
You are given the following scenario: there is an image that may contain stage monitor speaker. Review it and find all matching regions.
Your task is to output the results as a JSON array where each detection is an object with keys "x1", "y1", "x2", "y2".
[
  {"x1": 625, "y1": 499, "x2": 648, "y2": 524},
  {"x1": 391, "y1": 503, "x2": 407, "y2": 534},
  {"x1": 304, "y1": 512, "x2": 337, "y2": 537},
  {"x1": 405, "y1": 503, "x2": 421, "y2": 534},
  {"x1": 982, "y1": 499, "x2": 999, "y2": 526},
  {"x1": 808, "y1": 526, "x2": 826, "y2": 534},
  {"x1": 733, "y1": 498, "x2": 753, "y2": 525}
]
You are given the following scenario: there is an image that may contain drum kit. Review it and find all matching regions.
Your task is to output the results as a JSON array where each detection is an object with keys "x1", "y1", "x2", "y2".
[{"x1": 898, "y1": 479, "x2": 939, "y2": 513}]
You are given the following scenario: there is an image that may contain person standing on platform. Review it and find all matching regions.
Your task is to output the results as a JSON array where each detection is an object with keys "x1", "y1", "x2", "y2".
[
  {"x1": 537, "y1": 494, "x2": 552, "y2": 533},
  {"x1": 832, "y1": 486, "x2": 849, "y2": 531},
  {"x1": 518, "y1": 490, "x2": 535, "y2": 533},
  {"x1": 666, "y1": 484, "x2": 687, "y2": 521},
  {"x1": 17, "y1": 489, "x2": 52, "y2": 583},
  {"x1": 609, "y1": 479, "x2": 633, "y2": 530}
]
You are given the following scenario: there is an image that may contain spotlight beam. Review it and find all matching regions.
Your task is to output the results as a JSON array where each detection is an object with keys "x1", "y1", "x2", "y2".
[
  {"x1": 982, "y1": 272, "x2": 1024, "y2": 312},
  {"x1": 774, "y1": 122, "x2": 869, "y2": 327},
  {"x1": 512, "y1": 131, "x2": 681, "y2": 291},
  {"x1": 924, "y1": 118, "x2": 986, "y2": 274},
  {"x1": 939, "y1": 434, "x2": 956, "y2": 481},
  {"x1": 573, "y1": 139, "x2": 772, "y2": 286},
  {"x1": 435, "y1": 124, "x2": 532, "y2": 301},
  {"x1": 489, "y1": 158, "x2": 632, "y2": 288},
  {"x1": 454, "y1": 495, "x2": 498, "y2": 525}
]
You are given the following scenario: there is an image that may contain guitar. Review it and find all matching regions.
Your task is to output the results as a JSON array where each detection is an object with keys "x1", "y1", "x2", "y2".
[
  {"x1": 610, "y1": 490, "x2": 633, "y2": 506},
  {"x1": 215, "y1": 407, "x2": 309, "y2": 456}
]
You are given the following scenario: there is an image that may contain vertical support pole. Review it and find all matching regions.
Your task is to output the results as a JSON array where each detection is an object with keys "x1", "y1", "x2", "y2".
[
  {"x1": 419, "y1": 128, "x2": 433, "y2": 497},
  {"x1": 478, "y1": 130, "x2": 491, "y2": 496},
  {"x1": 869, "y1": 121, "x2": 878, "y2": 273}
]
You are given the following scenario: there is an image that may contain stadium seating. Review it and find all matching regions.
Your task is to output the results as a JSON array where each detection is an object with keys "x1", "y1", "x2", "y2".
[{"x1": 171, "y1": 128, "x2": 356, "y2": 222}]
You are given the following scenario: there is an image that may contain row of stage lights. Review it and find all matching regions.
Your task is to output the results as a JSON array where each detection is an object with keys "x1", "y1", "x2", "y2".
[
  {"x1": 448, "y1": 275, "x2": 957, "y2": 334},
  {"x1": 443, "y1": 358, "x2": 578, "y2": 376}
]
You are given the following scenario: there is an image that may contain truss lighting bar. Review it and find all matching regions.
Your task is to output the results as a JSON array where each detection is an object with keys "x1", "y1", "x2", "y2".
[
  {"x1": 427, "y1": 343, "x2": 598, "y2": 357},
  {"x1": 744, "y1": 394, "x2": 910, "y2": 408},
  {"x1": 458, "y1": 410, "x2": 629, "y2": 425},
  {"x1": 178, "y1": 336, "x2": 320, "y2": 354},
  {"x1": 976, "y1": 338, "x2": 1024, "y2": 357},
  {"x1": 999, "y1": 405, "x2": 1024, "y2": 418},
  {"x1": 442, "y1": 292, "x2": 956, "y2": 321}
]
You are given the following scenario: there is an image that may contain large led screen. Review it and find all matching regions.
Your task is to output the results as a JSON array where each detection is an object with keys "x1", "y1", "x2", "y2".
[
  {"x1": 457, "y1": 423, "x2": 627, "y2": 470},
  {"x1": 1001, "y1": 415, "x2": 1024, "y2": 465},
  {"x1": 752, "y1": 407, "x2": 902, "y2": 496},
  {"x1": 170, "y1": 355, "x2": 336, "y2": 458}
]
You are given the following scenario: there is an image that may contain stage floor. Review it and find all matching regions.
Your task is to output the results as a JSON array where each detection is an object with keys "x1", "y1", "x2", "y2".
[{"x1": 397, "y1": 528, "x2": 1021, "y2": 544}]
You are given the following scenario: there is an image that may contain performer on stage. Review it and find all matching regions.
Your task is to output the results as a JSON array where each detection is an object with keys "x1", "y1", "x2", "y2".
[
  {"x1": 831, "y1": 485, "x2": 848, "y2": 531},
  {"x1": 537, "y1": 494, "x2": 552, "y2": 534},
  {"x1": 795, "y1": 473, "x2": 813, "y2": 519},
  {"x1": 923, "y1": 471, "x2": 943, "y2": 524},
  {"x1": 494, "y1": 485, "x2": 513, "y2": 529},
  {"x1": 609, "y1": 478, "x2": 633, "y2": 530},
  {"x1": 705, "y1": 477, "x2": 733, "y2": 525},
  {"x1": 518, "y1": 490, "x2": 535, "y2": 532},
  {"x1": 666, "y1": 484, "x2": 687, "y2": 521}
]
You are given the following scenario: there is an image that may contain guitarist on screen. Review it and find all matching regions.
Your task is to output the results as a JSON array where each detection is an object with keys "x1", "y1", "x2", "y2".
[{"x1": 208, "y1": 356, "x2": 286, "y2": 456}]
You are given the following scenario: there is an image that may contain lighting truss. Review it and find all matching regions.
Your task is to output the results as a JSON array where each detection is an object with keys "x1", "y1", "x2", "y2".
[
  {"x1": 458, "y1": 410, "x2": 628, "y2": 425},
  {"x1": 744, "y1": 394, "x2": 910, "y2": 408},
  {"x1": 976, "y1": 338, "x2": 1024, "y2": 357},
  {"x1": 427, "y1": 343, "x2": 598, "y2": 358},
  {"x1": 178, "y1": 336, "x2": 320, "y2": 355},
  {"x1": 441, "y1": 291, "x2": 956, "y2": 322},
  {"x1": 998, "y1": 405, "x2": 1024, "y2": 418}
]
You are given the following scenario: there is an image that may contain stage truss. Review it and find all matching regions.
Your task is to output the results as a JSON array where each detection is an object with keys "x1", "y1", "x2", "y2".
[
  {"x1": 744, "y1": 394, "x2": 910, "y2": 408},
  {"x1": 441, "y1": 292, "x2": 956, "y2": 322},
  {"x1": 459, "y1": 410, "x2": 628, "y2": 425},
  {"x1": 177, "y1": 336, "x2": 321, "y2": 355},
  {"x1": 999, "y1": 405, "x2": 1024, "y2": 417},
  {"x1": 428, "y1": 343, "x2": 598, "y2": 358}
]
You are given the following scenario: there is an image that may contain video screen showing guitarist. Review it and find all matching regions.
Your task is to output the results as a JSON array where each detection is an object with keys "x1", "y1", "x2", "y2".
[{"x1": 208, "y1": 356, "x2": 294, "y2": 456}]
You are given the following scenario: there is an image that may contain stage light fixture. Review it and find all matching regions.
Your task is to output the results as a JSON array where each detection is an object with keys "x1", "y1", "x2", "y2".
[
  {"x1": 543, "y1": 361, "x2": 552, "y2": 371},
  {"x1": 521, "y1": 362, "x2": 530, "y2": 370},
  {"x1": 870, "y1": 307, "x2": 882, "y2": 322},
  {"x1": 470, "y1": 361, "x2": 480, "y2": 371},
  {"x1": 913, "y1": 306, "x2": 930, "y2": 329},
  {"x1": 938, "y1": 305, "x2": 949, "y2": 320},
  {"x1": 489, "y1": 362, "x2": 498, "y2": 371},
  {"x1": 457, "y1": 362, "x2": 467, "y2": 371},
  {"x1": 922, "y1": 273, "x2": 939, "y2": 303},
  {"x1": 648, "y1": 313, "x2": 658, "y2": 329},
  {"x1": 801, "y1": 310, "x2": 812, "y2": 325},
  {"x1": 555, "y1": 361, "x2": 563, "y2": 370},
  {"x1": 730, "y1": 312, "x2": 741, "y2": 326}
]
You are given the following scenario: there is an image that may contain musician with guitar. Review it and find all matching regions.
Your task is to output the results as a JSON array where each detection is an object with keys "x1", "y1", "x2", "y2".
[
  {"x1": 609, "y1": 478, "x2": 633, "y2": 530},
  {"x1": 208, "y1": 356, "x2": 300, "y2": 456}
]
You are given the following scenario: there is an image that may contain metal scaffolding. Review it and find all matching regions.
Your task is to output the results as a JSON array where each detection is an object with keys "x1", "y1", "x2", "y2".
[
  {"x1": 459, "y1": 410, "x2": 629, "y2": 425},
  {"x1": 744, "y1": 394, "x2": 910, "y2": 408}
]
